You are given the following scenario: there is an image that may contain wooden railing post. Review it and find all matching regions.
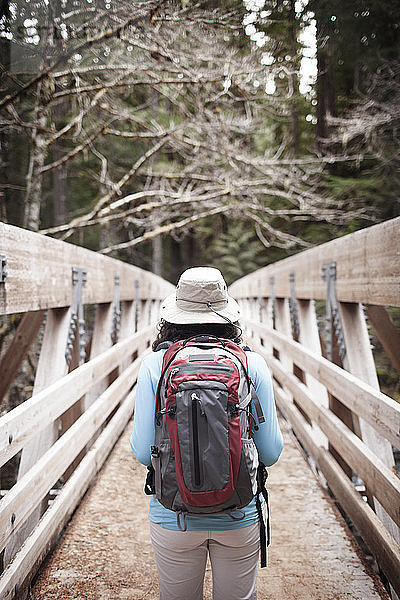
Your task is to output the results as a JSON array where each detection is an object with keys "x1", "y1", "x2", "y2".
[
  {"x1": 365, "y1": 305, "x2": 400, "y2": 375},
  {"x1": 0, "y1": 311, "x2": 45, "y2": 403},
  {"x1": 84, "y1": 303, "x2": 113, "y2": 412},
  {"x1": 297, "y1": 299, "x2": 329, "y2": 448},
  {"x1": 273, "y1": 298, "x2": 297, "y2": 422},
  {"x1": 339, "y1": 302, "x2": 400, "y2": 566},
  {"x1": 4, "y1": 307, "x2": 71, "y2": 565}
]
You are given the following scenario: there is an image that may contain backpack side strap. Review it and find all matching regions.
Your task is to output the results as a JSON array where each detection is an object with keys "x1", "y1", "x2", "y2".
[{"x1": 256, "y1": 463, "x2": 270, "y2": 568}]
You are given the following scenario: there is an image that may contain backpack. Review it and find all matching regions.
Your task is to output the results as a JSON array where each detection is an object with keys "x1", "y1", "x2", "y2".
[{"x1": 145, "y1": 335, "x2": 270, "y2": 566}]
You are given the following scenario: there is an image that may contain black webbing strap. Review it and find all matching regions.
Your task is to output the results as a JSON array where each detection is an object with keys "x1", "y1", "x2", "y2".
[
  {"x1": 251, "y1": 386, "x2": 265, "y2": 424},
  {"x1": 256, "y1": 494, "x2": 267, "y2": 568},
  {"x1": 144, "y1": 465, "x2": 155, "y2": 495},
  {"x1": 256, "y1": 464, "x2": 270, "y2": 568}
]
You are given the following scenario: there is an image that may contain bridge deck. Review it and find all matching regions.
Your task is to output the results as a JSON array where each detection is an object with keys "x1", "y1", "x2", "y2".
[{"x1": 30, "y1": 419, "x2": 388, "y2": 600}]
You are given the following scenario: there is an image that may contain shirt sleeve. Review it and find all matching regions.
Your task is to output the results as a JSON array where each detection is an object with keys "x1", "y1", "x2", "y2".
[
  {"x1": 129, "y1": 353, "x2": 161, "y2": 466},
  {"x1": 248, "y1": 352, "x2": 283, "y2": 467}
]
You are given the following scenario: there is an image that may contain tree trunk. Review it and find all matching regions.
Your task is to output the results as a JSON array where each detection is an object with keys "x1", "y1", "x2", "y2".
[
  {"x1": 314, "y1": 8, "x2": 336, "y2": 151},
  {"x1": 152, "y1": 234, "x2": 163, "y2": 276},
  {"x1": 289, "y1": 0, "x2": 298, "y2": 156},
  {"x1": 23, "y1": 87, "x2": 48, "y2": 231},
  {"x1": 0, "y1": 0, "x2": 11, "y2": 224},
  {"x1": 23, "y1": 0, "x2": 60, "y2": 231}
]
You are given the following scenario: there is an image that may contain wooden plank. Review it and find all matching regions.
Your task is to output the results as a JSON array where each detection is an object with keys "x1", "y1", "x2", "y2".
[
  {"x1": 273, "y1": 297, "x2": 294, "y2": 393},
  {"x1": 0, "y1": 311, "x2": 45, "y2": 400},
  {"x1": 119, "y1": 300, "x2": 139, "y2": 372},
  {"x1": 3, "y1": 308, "x2": 71, "y2": 566},
  {"x1": 0, "y1": 386, "x2": 137, "y2": 600},
  {"x1": 276, "y1": 388, "x2": 400, "y2": 598},
  {"x1": 230, "y1": 217, "x2": 400, "y2": 306},
  {"x1": 297, "y1": 299, "x2": 328, "y2": 447},
  {"x1": 366, "y1": 305, "x2": 400, "y2": 374},
  {"x1": 0, "y1": 222, "x2": 174, "y2": 315},
  {"x1": 0, "y1": 326, "x2": 153, "y2": 468},
  {"x1": 318, "y1": 449, "x2": 400, "y2": 598},
  {"x1": 264, "y1": 350, "x2": 400, "y2": 528},
  {"x1": 274, "y1": 385, "x2": 325, "y2": 472},
  {"x1": 83, "y1": 303, "x2": 113, "y2": 412},
  {"x1": 0, "y1": 357, "x2": 141, "y2": 554},
  {"x1": 245, "y1": 319, "x2": 400, "y2": 449},
  {"x1": 339, "y1": 302, "x2": 400, "y2": 582}
]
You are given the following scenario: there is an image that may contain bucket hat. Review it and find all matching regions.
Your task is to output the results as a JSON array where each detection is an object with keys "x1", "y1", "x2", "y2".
[{"x1": 160, "y1": 267, "x2": 240, "y2": 325}]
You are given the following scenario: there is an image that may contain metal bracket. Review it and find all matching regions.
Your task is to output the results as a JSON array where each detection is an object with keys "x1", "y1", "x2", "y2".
[
  {"x1": 111, "y1": 275, "x2": 121, "y2": 344},
  {"x1": 0, "y1": 255, "x2": 7, "y2": 283},
  {"x1": 289, "y1": 272, "x2": 300, "y2": 340},
  {"x1": 134, "y1": 280, "x2": 140, "y2": 332},
  {"x1": 257, "y1": 280, "x2": 263, "y2": 321},
  {"x1": 270, "y1": 276, "x2": 276, "y2": 329},
  {"x1": 65, "y1": 267, "x2": 87, "y2": 366},
  {"x1": 147, "y1": 283, "x2": 152, "y2": 325},
  {"x1": 321, "y1": 262, "x2": 346, "y2": 361}
]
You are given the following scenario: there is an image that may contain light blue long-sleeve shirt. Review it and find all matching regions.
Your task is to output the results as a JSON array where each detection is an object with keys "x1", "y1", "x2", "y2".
[{"x1": 130, "y1": 349, "x2": 283, "y2": 530}]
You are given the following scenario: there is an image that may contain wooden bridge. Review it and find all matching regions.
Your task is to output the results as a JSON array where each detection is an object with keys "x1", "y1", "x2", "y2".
[{"x1": 0, "y1": 218, "x2": 399, "y2": 599}]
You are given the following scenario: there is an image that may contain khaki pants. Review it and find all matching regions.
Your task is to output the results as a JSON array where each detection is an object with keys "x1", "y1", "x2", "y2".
[{"x1": 150, "y1": 522, "x2": 260, "y2": 600}]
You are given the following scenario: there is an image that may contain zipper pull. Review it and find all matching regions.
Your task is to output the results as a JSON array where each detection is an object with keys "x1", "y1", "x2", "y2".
[
  {"x1": 191, "y1": 392, "x2": 205, "y2": 416},
  {"x1": 168, "y1": 368, "x2": 179, "y2": 393}
]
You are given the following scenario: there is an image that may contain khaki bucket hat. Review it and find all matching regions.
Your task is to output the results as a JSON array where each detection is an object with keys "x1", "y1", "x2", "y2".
[{"x1": 160, "y1": 267, "x2": 240, "y2": 325}]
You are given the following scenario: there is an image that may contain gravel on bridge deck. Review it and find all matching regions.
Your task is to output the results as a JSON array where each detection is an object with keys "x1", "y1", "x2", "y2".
[{"x1": 31, "y1": 419, "x2": 389, "y2": 600}]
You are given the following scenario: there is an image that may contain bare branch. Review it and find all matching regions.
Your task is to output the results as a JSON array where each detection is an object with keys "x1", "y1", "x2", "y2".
[
  {"x1": 56, "y1": 137, "x2": 170, "y2": 240},
  {"x1": 99, "y1": 205, "x2": 231, "y2": 254},
  {"x1": 0, "y1": 0, "x2": 168, "y2": 110}
]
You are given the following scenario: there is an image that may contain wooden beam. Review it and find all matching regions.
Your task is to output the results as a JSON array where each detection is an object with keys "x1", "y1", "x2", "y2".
[
  {"x1": 0, "y1": 311, "x2": 45, "y2": 401},
  {"x1": 265, "y1": 350, "x2": 400, "y2": 528},
  {"x1": 244, "y1": 319, "x2": 400, "y2": 449},
  {"x1": 297, "y1": 299, "x2": 329, "y2": 448},
  {"x1": 0, "y1": 357, "x2": 141, "y2": 554},
  {"x1": 83, "y1": 303, "x2": 113, "y2": 412},
  {"x1": 0, "y1": 326, "x2": 153, "y2": 468},
  {"x1": 275, "y1": 388, "x2": 400, "y2": 599},
  {"x1": 4, "y1": 307, "x2": 70, "y2": 566},
  {"x1": 366, "y1": 305, "x2": 400, "y2": 374},
  {"x1": 0, "y1": 222, "x2": 174, "y2": 315},
  {"x1": 0, "y1": 387, "x2": 137, "y2": 600},
  {"x1": 230, "y1": 217, "x2": 400, "y2": 306}
]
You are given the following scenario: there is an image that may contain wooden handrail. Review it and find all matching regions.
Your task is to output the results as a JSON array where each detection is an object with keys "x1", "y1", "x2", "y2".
[
  {"x1": 231, "y1": 219, "x2": 400, "y2": 597},
  {"x1": 246, "y1": 319, "x2": 400, "y2": 449},
  {"x1": 257, "y1": 345, "x2": 400, "y2": 528},
  {"x1": 0, "y1": 326, "x2": 153, "y2": 467},
  {"x1": 277, "y1": 389, "x2": 400, "y2": 598},
  {"x1": 0, "y1": 222, "x2": 173, "y2": 314},
  {"x1": 230, "y1": 217, "x2": 400, "y2": 306},
  {"x1": 0, "y1": 355, "x2": 143, "y2": 554},
  {"x1": 0, "y1": 222, "x2": 172, "y2": 598},
  {"x1": 0, "y1": 388, "x2": 138, "y2": 599}
]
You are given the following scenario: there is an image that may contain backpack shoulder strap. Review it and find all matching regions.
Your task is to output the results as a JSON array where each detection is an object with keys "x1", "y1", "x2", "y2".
[{"x1": 155, "y1": 340, "x2": 185, "y2": 412}]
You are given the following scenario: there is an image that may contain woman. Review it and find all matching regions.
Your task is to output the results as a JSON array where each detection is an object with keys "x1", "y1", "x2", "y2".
[{"x1": 130, "y1": 267, "x2": 283, "y2": 600}]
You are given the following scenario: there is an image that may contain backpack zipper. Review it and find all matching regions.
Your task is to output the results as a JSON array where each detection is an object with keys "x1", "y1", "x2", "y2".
[
  {"x1": 167, "y1": 363, "x2": 234, "y2": 393},
  {"x1": 171, "y1": 363, "x2": 233, "y2": 376},
  {"x1": 191, "y1": 392, "x2": 202, "y2": 487}
]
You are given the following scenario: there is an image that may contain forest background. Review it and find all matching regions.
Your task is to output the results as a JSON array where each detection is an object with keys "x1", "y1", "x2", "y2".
[{"x1": 0, "y1": 0, "x2": 399, "y2": 401}]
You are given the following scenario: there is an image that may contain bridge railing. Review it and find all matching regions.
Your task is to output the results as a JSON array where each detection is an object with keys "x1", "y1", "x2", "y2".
[
  {"x1": 230, "y1": 217, "x2": 400, "y2": 598},
  {"x1": 0, "y1": 222, "x2": 173, "y2": 599}
]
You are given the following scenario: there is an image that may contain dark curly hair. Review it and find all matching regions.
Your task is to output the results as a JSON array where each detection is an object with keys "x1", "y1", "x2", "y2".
[{"x1": 152, "y1": 319, "x2": 242, "y2": 351}]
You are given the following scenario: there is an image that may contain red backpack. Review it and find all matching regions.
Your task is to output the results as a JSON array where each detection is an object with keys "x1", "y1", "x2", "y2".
[{"x1": 145, "y1": 336, "x2": 269, "y2": 565}]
